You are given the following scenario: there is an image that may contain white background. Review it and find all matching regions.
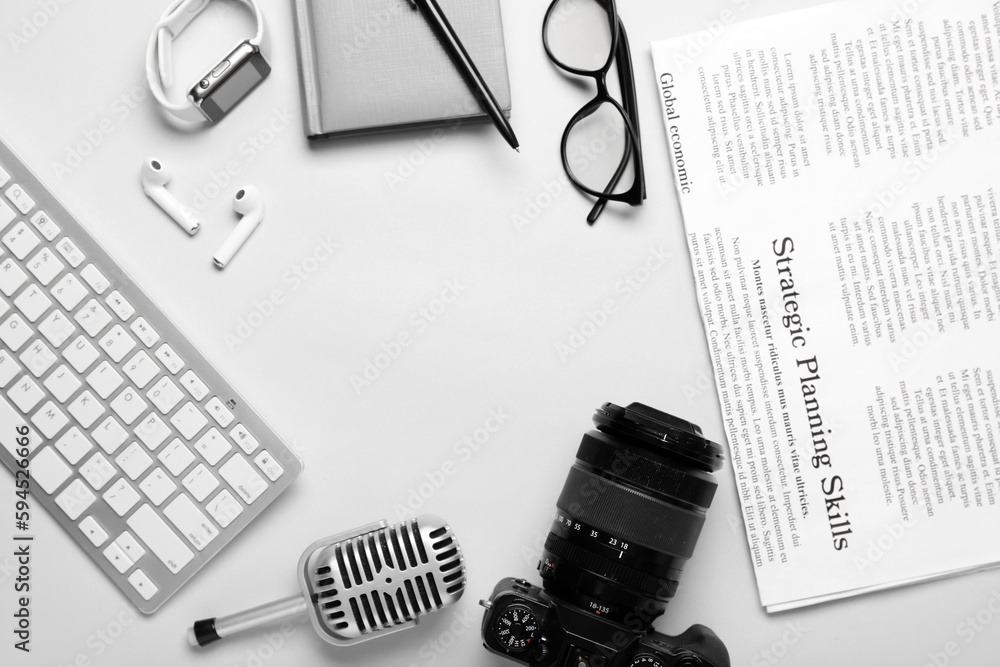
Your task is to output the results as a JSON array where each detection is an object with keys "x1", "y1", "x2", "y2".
[{"x1": 1, "y1": 1, "x2": 999, "y2": 666}]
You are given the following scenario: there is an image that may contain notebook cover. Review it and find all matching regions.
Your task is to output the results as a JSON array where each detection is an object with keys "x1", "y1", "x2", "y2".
[{"x1": 291, "y1": 0, "x2": 512, "y2": 139}]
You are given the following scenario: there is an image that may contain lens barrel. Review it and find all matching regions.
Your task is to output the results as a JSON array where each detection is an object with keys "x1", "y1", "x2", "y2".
[{"x1": 539, "y1": 402, "x2": 724, "y2": 627}]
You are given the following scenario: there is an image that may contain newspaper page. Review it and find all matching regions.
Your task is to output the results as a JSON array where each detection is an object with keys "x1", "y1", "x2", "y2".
[{"x1": 652, "y1": 0, "x2": 1000, "y2": 611}]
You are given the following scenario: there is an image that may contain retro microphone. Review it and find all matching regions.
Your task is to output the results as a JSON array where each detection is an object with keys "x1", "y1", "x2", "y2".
[{"x1": 189, "y1": 515, "x2": 466, "y2": 647}]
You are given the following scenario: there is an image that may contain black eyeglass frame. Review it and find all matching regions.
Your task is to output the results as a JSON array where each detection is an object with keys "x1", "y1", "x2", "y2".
[{"x1": 542, "y1": 0, "x2": 647, "y2": 224}]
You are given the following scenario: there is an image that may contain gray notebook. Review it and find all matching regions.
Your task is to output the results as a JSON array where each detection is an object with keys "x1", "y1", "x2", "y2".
[{"x1": 291, "y1": 0, "x2": 512, "y2": 139}]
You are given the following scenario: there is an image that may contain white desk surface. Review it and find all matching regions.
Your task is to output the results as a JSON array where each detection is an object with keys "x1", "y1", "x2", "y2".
[{"x1": 2, "y1": 1, "x2": 999, "y2": 666}]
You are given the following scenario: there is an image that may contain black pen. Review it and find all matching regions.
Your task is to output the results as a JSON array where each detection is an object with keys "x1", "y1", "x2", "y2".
[{"x1": 406, "y1": 0, "x2": 519, "y2": 151}]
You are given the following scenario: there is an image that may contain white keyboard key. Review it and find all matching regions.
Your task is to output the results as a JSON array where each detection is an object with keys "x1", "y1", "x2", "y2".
[
  {"x1": 103, "y1": 478, "x2": 141, "y2": 516},
  {"x1": 0, "y1": 164, "x2": 8, "y2": 187},
  {"x1": 8, "y1": 375, "x2": 44, "y2": 412},
  {"x1": 2, "y1": 222, "x2": 39, "y2": 259},
  {"x1": 79, "y1": 516, "x2": 108, "y2": 547},
  {"x1": 170, "y1": 401, "x2": 207, "y2": 439},
  {"x1": 122, "y1": 351, "x2": 159, "y2": 389},
  {"x1": 206, "y1": 490, "x2": 243, "y2": 528},
  {"x1": 0, "y1": 349, "x2": 21, "y2": 388},
  {"x1": 86, "y1": 361, "x2": 123, "y2": 399},
  {"x1": 38, "y1": 309, "x2": 75, "y2": 347},
  {"x1": 30, "y1": 400, "x2": 68, "y2": 439},
  {"x1": 55, "y1": 426, "x2": 92, "y2": 464},
  {"x1": 79, "y1": 452, "x2": 115, "y2": 490},
  {"x1": 75, "y1": 298, "x2": 113, "y2": 337},
  {"x1": 130, "y1": 317, "x2": 160, "y2": 347},
  {"x1": 19, "y1": 339, "x2": 56, "y2": 377},
  {"x1": 115, "y1": 531, "x2": 146, "y2": 562},
  {"x1": 13, "y1": 284, "x2": 52, "y2": 322},
  {"x1": 139, "y1": 468, "x2": 176, "y2": 506},
  {"x1": 102, "y1": 542, "x2": 133, "y2": 574},
  {"x1": 164, "y1": 494, "x2": 218, "y2": 551},
  {"x1": 29, "y1": 210, "x2": 59, "y2": 241},
  {"x1": 55, "y1": 479, "x2": 96, "y2": 520},
  {"x1": 0, "y1": 297, "x2": 7, "y2": 320},
  {"x1": 180, "y1": 370, "x2": 209, "y2": 401},
  {"x1": 148, "y1": 376, "x2": 183, "y2": 414},
  {"x1": 182, "y1": 463, "x2": 219, "y2": 502},
  {"x1": 67, "y1": 390, "x2": 104, "y2": 428},
  {"x1": 0, "y1": 258, "x2": 28, "y2": 296},
  {"x1": 158, "y1": 438, "x2": 195, "y2": 476},
  {"x1": 229, "y1": 423, "x2": 259, "y2": 455},
  {"x1": 194, "y1": 428, "x2": 231, "y2": 466},
  {"x1": 155, "y1": 344, "x2": 184, "y2": 374},
  {"x1": 25, "y1": 247, "x2": 64, "y2": 286},
  {"x1": 44, "y1": 364, "x2": 81, "y2": 403},
  {"x1": 0, "y1": 313, "x2": 32, "y2": 350},
  {"x1": 127, "y1": 569, "x2": 158, "y2": 601},
  {"x1": 5, "y1": 183, "x2": 35, "y2": 214},
  {"x1": 51, "y1": 273, "x2": 88, "y2": 310},
  {"x1": 110, "y1": 386, "x2": 147, "y2": 425},
  {"x1": 219, "y1": 454, "x2": 267, "y2": 505},
  {"x1": 0, "y1": 395, "x2": 39, "y2": 458},
  {"x1": 116, "y1": 443, "x2": 153, "y2": 480},
  {"x1": 55, "y1": 237, "x2": 85, "y2": 268},
  {"x1": 80, "y1": 264, "x2": 110, "y2": 294},
  {"x1": 135, "y1": 412, "x2": 170, "y2": 450},
  {"x1": 126, "y1": 504, "x2": 193, "y2": 574},
  {"x1": 29, "y1": 446, "x2": 71, "y2": 493},
  {"x1": 254, "y1": 450, "x2": 284, "y2": 482},
  {"x1": 105, "y1": 291, "x2": 135, "y2": 320},
  {"x1": 205, "y1": 397, "x2": 234, "y2": 428},
  {"x1": 64, "y1": 335, "x2": 99, "y2": 372},
  {"x1": 99, "y1": 325, "x2": 136, "y2": 363},
  {"x1": 0, "y1": 199, "x2": 13, "y2": 229},
  {"x1": 92, "y1": 416, "x2": 128, "y2": 454}
]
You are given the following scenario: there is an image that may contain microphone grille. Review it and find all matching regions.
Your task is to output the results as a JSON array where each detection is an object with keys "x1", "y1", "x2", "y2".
[{"x1": 299, "y1": 515, "x2": 466, "y2": 645}]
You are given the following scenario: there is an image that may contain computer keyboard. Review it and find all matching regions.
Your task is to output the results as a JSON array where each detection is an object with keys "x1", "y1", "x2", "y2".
[{"x1": 0, "y1": 137, "x2": 302, "y2": 613}]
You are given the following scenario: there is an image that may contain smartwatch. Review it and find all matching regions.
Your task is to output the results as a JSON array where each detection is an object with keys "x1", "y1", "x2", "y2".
[{"x1": 146, "y1": 0, "x2": 271, "y2": 124}]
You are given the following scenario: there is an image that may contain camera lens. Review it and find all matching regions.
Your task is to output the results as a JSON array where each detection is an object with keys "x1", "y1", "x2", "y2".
[{"x1": 538, "y1": 402, "x2": 724, "y2": 627}]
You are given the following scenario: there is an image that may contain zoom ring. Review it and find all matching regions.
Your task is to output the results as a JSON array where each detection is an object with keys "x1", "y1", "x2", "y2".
[{"x1": 544, "y1": 534, "x2": 680, "y2": 598}]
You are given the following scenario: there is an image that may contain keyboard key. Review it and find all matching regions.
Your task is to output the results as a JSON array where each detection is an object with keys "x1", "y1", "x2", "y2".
[
  {"x1": 67, "y1": 390, "x2": 104, "y2": 428},
  {"x1": 55, "y1": 479, "x2": 96, "y2": 520},
  {"x1": 55, "y1": 427, "x2": 92, "y2": 464},
  {"x1": 86, "y1": 361, "x2": 123, "y2": 399},
  {"x1": 115, "y1": 532, "x2": 146, "y2": 563},
  {"x1": 116, "y1": 443, "x2": 153, "y2": 480},
  {"x1": 5, "y1": 183, "x2": 35, "y2": 214},
  {"x1": 29, "y1": 210, "x2": 59, "y2": 241},
  {"x1": 80, "y1": 452, "x2": 115, "y2": 490},
  {"x1": 0, "y1": 296, "x2": 7, "y2": 319},
  {"x1": 0, "y1": 258, "x2": 28, "y2": 295},
  {"x1": 182, "y1": 463, "x2": 219, "y2": 502},
  {"x1": 51, "y1": 273, "x2": 88, "y2": 310},
  {"x1": 64, "y1": 335, "x2": 99, "y2": 372},
  {"x1": 104, "y1": 478, "x2": 141, "y2": 516},
  {"x1": 13, "y1": 284, "x2": 52, "y2": 322},
  {"x1": 229, "y1": 424, "x2": 259, "y2": 456},
  {"x1": 205, "y1": 397, "x2": 234, "y2": 428},
  {"x1": 1, "y1": 313, "x2": 32, "y2": 350},
  {"x1": 219, "y1": 454, "x2": 267, "y2": 505},
  {"x1": 126, "y1": 504, "x2": 193, "y2": 574},
  {"x1": 110, "y1": 386, "x2": 147, "y2": 425},
  {"x1": 44, "y1": 364, "x2": 81, "y2": 403},
  {"x1": 158, "y1": 439, "x2": 195, "y2": 476},
  {"x1": 122, "y1": 351, "x2": 159, "y2": 389},
  {"x1": 127, "y1": 569, "x2": 158, "y2": 601},
  {"x1": 0, "y1": 199, "x2": 13, "y2": 229},
  {"x1": 8, "y1": 375, "x2": 45, "y2": 412},
  {"x1": 206, "y1": 490, "x2": 243, "y2": 528},
  {"x1": 0, "y1": 163, "x2": 8, "y2": 187},
  {"x1": 135, "y1": 412, "x2": 170, "y2": 451},
  {"x1": 254, "y1": 450, "x2": 284, "y2": 482},
  {"x1": 99, "y1": 325, "x2": 136, "y2": 363},
  {"x1": 0, "y1": 395, "x2": 39, "y2": 458},
  {"x1": 164, "y1": 494, "x2": 218, "y2": 551},
  {"x1": 105, "y1": 291, "x2": 135, "y2": 320},
  {"x1": 92, "y1": 416, "x2": 128, "y2": 454},
  {"x1": 194, "y1": 428, "x2": 230, "y2": 466},
  {"x1": 25, "y1": 247, "x2": 64, "y2": 286},
  {"x1": 19, "y1": 339, "x2": 56, "y2": 377},
  {"x1": 148, "y1": 376, "x2": 183, "y2": 414},
  {"x1": 38, "y1": 309, "x2": 75, "y2": 347},
  {"x1": 0, "y1": 349, "x2": 21, "y2": 388},
  {"x1": 180, "y1": 370, "x2": 209, "y2": 401},
  {"x1": 155, "y1": 344, "x2": 184, "y2": 374},
  {"x1": 3, "y1": 222, "x2": 39, "y2": 259},
  {"x1": 75, "y1": 299, "x2": 113, "y2": 337},
  {"x1": 79, "y1": 516, "x2": 109, "y2": 547},
  {"x1": 103, "y1": 542, "x2": 133, "y2": 574},
  {"x1": 30, "y1": 400, "x2": 68, "y2": 439},
  {"x1": 170, "y1": 401, "x2": 207, "y2": 439},
  {"x1": 130, "y1": 317, "x2": 160, "y2": 347},
  {"x1": 30, "y1": 446, "x2": 72, "y2": 493},
  {"x1": 80, "y1": 264, "x2": 110, "y2": 294},
  {"x1": 55, "y1": 237, "x2": 85, "y2": 268},
  {"x1": 138, "y1": 467, "x2": 176, "y2": 506}
]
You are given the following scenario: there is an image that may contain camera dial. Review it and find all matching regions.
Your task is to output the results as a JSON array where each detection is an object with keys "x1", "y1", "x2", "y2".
[
  {"x1": 628, "y1": 656, "x2": 666, "y2": 667},
  {"x1": 493, "y1": 604, "x2": 539, "y2": 652}
]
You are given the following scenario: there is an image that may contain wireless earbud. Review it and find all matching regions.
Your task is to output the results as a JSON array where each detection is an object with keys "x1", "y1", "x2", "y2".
[
  {"x1": 140, "y1": 158, "x2": 200, "y2": 235},
  {"x1": 213, "y1": 186, "x2": 263, "y2": 268}
]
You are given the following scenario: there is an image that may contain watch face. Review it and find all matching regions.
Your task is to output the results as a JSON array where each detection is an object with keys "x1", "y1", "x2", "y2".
[{"x1": 192, "y1": 42, "x2": 271, "y2": 122}]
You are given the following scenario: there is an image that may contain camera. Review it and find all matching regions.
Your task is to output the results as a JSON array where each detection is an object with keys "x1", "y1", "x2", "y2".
[{"x1": 479, "y1": 402, "x2": 729, "y2": 667}]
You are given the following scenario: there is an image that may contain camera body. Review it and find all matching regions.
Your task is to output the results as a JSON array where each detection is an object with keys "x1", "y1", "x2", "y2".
[{"x1": 481, "y1": 578, "x2": 729, "y2": 667}]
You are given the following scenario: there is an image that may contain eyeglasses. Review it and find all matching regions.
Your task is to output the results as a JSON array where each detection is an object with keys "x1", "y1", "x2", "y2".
[{"x1": 543, "y1": 0, "x2": 646, "y2": 225}]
